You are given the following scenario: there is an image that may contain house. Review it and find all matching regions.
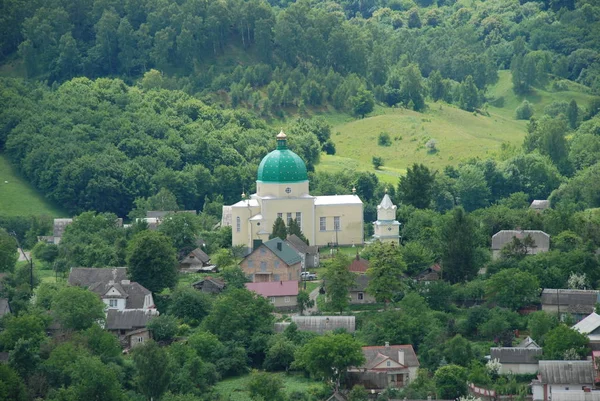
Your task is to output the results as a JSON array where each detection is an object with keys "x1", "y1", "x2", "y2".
[
  {"x1": 349, "y1": 275, "x2": 376, "y2": 304},
  {"x1": 52, "y1": 218, "x2": 73, "y2": 244},
  {"x1": 532, "y1": 360, "x2": 596, "y2": 401},
  {"x1": 541, "y1": 289, "x2": 600, "y2": 322},
  {"x1": 68, "y1": 267, "x2": 155, "y2": 311},
  {"x1": 286, "y1": 234, "x2": 320, "y2": 269},
  {"x1": 491, "y1": 230, "x2": 550, "y2": 259},
  {"x1": 191, "y1": 277, "x2": 226, "y2": 295},
  {"x1": 347, "y1": 343, "x2": 420, "y2": 390},
  {"x1": 105, "y1": 309, "x2": 158, "y2": 349},
  {"x1": 347, "y1": 254, "x2": 369, "y2": 274},
  {"x1": 573, "y1": 313, "x2": 600, "y2": 350},
  {"x1": 239, "y1": 238, "x2": 302, "y2": 283},
  {"x1": 530, "y1": 200, "x2": 550, "y2": 212},
  {"x1": 245, "y1": 280, "x2": 299, "y2": 311},
  {"x1": 490, "y1": 337, "x2": 542, "y2": 374},
  {"x1": 274, "y1": 316, "x2": 356, "y2": 334},
  {"x1": 414, "y1": 264, "x2": 442, "y2": 283},
  {"x1": 179, "y1": 248, "x2": 216, "y2": 272}
]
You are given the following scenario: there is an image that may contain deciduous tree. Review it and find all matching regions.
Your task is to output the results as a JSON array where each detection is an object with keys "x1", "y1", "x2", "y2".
[
  {"x1": 366, "y1": 241, "x2": 406, "y2": 306},
  {"x1": 126, "y1": 230, "x2": 178, "y2": 293},
  {"x1": 398, "y1": 163, "x2": 436, "y2": 209},
  {"x1": 133, "y1": 341, "x2": 172, "y2": 401},
  {"x1": 322, "y1": 253, "x2": 355, "y2": 314},
  {"x1": 53, "y1": 286, "x2": 105, "y2": 331}
]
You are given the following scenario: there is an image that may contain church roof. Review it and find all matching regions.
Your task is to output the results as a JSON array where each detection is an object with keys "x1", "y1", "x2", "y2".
[
  {"x1": 378, "y1": 194, "x2": 396, "y2": 209},
  {"x1": 314, "y1": 195, "x2": 363, "y2": 205},
  {"x1": 257, "y1": 132, "x2": 308, "y2": 183}
]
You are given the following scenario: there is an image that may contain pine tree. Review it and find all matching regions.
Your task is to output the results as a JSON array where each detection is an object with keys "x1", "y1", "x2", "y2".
[
  {"x1": 287, "y1": 219, "x2": 308, "y2": 244},
  {"x1": 270, "y1": 217, "x2": 287, "y2": 240},
  {"x1": 567, "y1": 100, "x2": 579, "y2": 129}
]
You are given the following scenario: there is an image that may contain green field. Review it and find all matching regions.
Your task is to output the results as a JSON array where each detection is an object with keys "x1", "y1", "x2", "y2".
[
  {"x1": 214, "y1": 372, "x2": 327, "y2": 400},
  {"x1": 316, "y1": 71, "x2": 596, "y2": 185},
  {"x1": 0, "y1": 154, "x2": 65, "y2": 217}
]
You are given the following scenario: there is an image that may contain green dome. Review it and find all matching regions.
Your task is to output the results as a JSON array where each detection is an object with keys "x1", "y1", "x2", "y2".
[{"x1": 257, "y1": 133, "x2": 308, "y2": 183}]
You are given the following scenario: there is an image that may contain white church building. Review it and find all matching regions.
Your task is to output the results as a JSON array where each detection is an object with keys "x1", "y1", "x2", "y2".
[{"x1": 222, "y1": 131, "x2": 364, "y2": 250}]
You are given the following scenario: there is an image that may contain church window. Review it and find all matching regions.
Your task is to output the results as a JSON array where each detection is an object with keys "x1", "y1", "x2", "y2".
[
  {"x1": 236, "y1": 216, "x2": 240, "y2": 232},
  {"x1": 277, "y1": 212, "x2": 282, "y2": 219},
  {"x1": 334, "y1": 216, "x2": 340, "y2": 230},
  {"x1": 287, "y1": 212, "x2": 292, "y2": 225},
  {"x1": 260, "y1": 261, "x2": 267, "y2": 272},
  {"x1": 320, "y1": 217, "x2": 326, "y2": 231},
  {"x1": 296, "y1": 212, "x2": 302, "y2": 229},
  {"x1": 285, "y1": 187, "x2": 292, "y2": 194}
]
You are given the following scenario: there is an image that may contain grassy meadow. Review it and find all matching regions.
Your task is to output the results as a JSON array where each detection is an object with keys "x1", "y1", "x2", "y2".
[{"x1": 0, "y1": 154, "x2": 65, "y2": 217}]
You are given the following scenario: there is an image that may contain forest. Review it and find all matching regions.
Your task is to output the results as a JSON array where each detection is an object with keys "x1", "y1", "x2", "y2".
[{"x1": 1, "y1": 0, "x2": 600, "y2": 400}]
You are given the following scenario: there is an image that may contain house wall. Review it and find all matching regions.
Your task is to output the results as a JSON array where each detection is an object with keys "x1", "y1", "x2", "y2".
[
  {"x1": 269, "y1": 295, "x2": 298, "y2": 310},
  {"x1": 103, "y1": 298, "x2": 126, "y2": 310},
  {"x1": 499, "y1": 363, "x2": 539, "y2": 375},
  {"x1": 541, "y1": 305, "x2": 591, "y2": 322},
  {"x1": 143, "y1": 294, "x2": 154, "y2": 309},
  {"x1": 128, "y1": 330, "x2": 151, "y2": 348},
  {"x1": 231, "y1": 203, "x2": 261, "y2": 248},
  {"x1": 533, "y1": 384, "x2": 596, "y2": 401},
  {"x1": 314, "y1": 203, "x2": 364, "y2": 247},
  {"x1": 239, "y1": 247, "x2": 301, "y2": 282},
  {"x1": 349, "y1": 290, "x2": 376, "y2": 304}
]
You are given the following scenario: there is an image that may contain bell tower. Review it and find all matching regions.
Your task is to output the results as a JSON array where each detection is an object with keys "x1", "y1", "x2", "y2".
[{"x1": 373, "y1": 192, "x2": 400, "y2": 244}]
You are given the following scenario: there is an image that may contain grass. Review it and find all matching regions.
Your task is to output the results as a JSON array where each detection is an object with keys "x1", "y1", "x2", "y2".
[
  {"x1": 214, "y1": 372, "x2": 327, "y2": 401},
  {"x1": 314, "y1": 71, "x2": 596, "y2": 184},
  {"x1": 0, "y1": 154, "x2": 65, "y2": 217}
]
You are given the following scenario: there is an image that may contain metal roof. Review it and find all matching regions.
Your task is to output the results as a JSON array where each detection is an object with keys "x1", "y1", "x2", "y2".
[
  {"x1": 490, "y1": 347, "x2": 542, "y2": 364},
  {"x1": 68, "y1": 267, "x2": 127, "y2": 287},
  {"x1": 491, "y1": 230, "x2": 550, "y2": 250},
  {"x1": 538, "y1": 361, "x2": 596, "y2": 384},
  {"x1": 314, "y1": 195, "x2": 363, "y2": 206},
  {"x1": 361, "y1": 344, "x2": 420, "y2": 369},
  {"x1": 573, "y1": 313, "x2": 600, "y2": 334},
  {"x1": 245, "y1": 280, "x2": 299, "y2": 297},
  {"x1": 263, "y1": 238, "x2": 302, "y2": 266},
  {"x1": 541, "y1": 289, "x2": 599, "y2": 310},
  {"x1": 105, "y1": 309, "x2": 158, "y2": 330},
  {"x1": 378, "y1": 194, "x2": 396, "y2": 209},
  {"x1": 257, "y1": 134, "x2": 308, "y2": 183}
]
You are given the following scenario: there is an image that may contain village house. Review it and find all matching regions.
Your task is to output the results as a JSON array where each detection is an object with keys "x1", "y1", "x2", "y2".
[
  {"x1": 245, "y1": 280, "x2": 298, "y2": 311},
  {"x1": 573, "y1": 313, "x2": 600, "y2": 350},
  {"x1": 191, "y1": 277, "x2": 226, "y2": 295},
  {"x1": 68, "y1": 267, "x2": 155, "y2": 311},
  {"x1": 347, "y1": 343, "x2": 420, "y2": 391},
  {"x1": 274, "y1": 316, "x2": 356, "y2": 334},
  {"x1": 491, "y1": 230, "x2": 550, "y2": 260},
  {"x1": 239, "y1": 237, "x2": 302, "y2": 283},
  {"x1": 532, "y1": 360, "x2": 597, "y2": 401},
  {"x1": 179, "y1": 247, "x2": 216, "y2": 273},
  {"x1": 347, "y1": 254, "x2": 369, "y2": 274},
  {"x1": 541, "y1": 289, "x2": 600, "y2": 322},
  {"x1": 285, "y1": 234, "x2": 320, "y2": 269},
  {"x1": 414, "y1": 263, "x2": 442, "y2": 283},
  {"x1": 530, "y1": 200, "x2": 550, "y2": 212},
  {"x1": 490, "y1": 337, "x2": 543, "y2": 374},
  {"x1": 349, "y1": 274, "x2": 376, "y2": 304},
  {"x1": 105, "y1": 309, "x2": 158, "y2": 349}
]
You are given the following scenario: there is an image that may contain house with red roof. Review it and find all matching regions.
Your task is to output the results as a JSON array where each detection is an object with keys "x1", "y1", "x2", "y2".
[
  {"x1": 347, "y1": 254, "x2": 369, "y2": 274},
  {"x1": 245, "y1": 280, "x2": 299, "y2": 311},
  {"x1": 347, "y1": 343, "x2": 420, "y2": 390}
]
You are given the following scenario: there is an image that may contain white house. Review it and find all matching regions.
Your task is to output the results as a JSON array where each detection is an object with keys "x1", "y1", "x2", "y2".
[
  {"x1": 573, "y1": 313, "x2": 600, "y2": 350},
  {"x1": 532, "y1": 361, "x2": 596, "y2": 401},
  {"x1": 490, "y1": 337, "x2": 542, "y2": 374}
]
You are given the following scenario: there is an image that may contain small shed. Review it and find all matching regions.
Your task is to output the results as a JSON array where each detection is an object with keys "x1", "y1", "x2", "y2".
[{"x1": 192, "y1": 277, "x2": 226, "y2": 295}]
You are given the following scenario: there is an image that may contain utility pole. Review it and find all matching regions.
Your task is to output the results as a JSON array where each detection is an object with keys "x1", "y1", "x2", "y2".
[{"x1": 10, "y1": 232, "x2": 33, "y2": 291}]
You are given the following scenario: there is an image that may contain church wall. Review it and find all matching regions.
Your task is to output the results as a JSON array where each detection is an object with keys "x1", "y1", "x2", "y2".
[
  {"x1": 314, "y1": 204, "x2": 364, "y2": 246},
  {"x1": 257, "y1": 181, "x2": 310, "y2": 198},
  {"x1": 231, "y1": 204, "x2": 261, "y2": 248},
  {"x1": 261, "y1": 198, "x2": 316, "y2": 244}
]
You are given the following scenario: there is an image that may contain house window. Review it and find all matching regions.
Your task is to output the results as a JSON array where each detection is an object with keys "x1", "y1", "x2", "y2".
[
  {"x1": 260, "y1": 261, "x2": 267, "y2": 272},
  {"x1": 274, "y1": 260, "x2": 280, "y2": 269},
  {"x1": 137, "y1": 337, "x2": 143, "y2": 343},
  {"x1": 109, "y1": 299, "x2": 118, "y2": 308},
  {"x1": 287, "y1": 212, "x2": 292, "y2": 225},
  {"x1": 270, "y1": 297, "x2": 276, "y2": 303},
  {"x1": 334, "y1": 216, "x2": 340, "y2": 231},
  {"x1": 320, "y1": 217, "x2": 326, "y2": 231},
  {"x1": 236, "y1": 216, "x2": 241, "y2": 232},
  {"x1": 285, "y1": 297, "x2": 290, "y2": 303},
  {"x1": 248, "y1": 259, "x2": 254, "y2": 268},
  {"x1": 387, "y1": 361, "x2": 391, "y2": 367},
  {"x1": 296, "y1": 212, "x2": 302, "y2": 229},
  {"x1": 277, "y1": 212, "x2": 282, "y2": 219},
  {"x1": 274, "y1": 274, "x2": 280, "y2": 281},
  {"x1": 358, "y1": 292, "x2": 364, "y2": 300}
]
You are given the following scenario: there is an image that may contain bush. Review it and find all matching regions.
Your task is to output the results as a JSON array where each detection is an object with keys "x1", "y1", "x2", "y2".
[
  {"x1": 372, "y1": 156, "x2": 384, "y2": 169},
  {"x1": 147, "y1": 314, "x2": 178, "y2": 342},
  {"x1": 426, "y1": 139, "x2": 438, "y2": 153},
  {"x1": 378, "y1": 132, "x2": 392, "y2": 146},
  {"x1": 552, "y1": 80, "x2": 570, "y2": 91},
  {"x1": 322, "y1": 139, "x2": 336, "y2": 155},
  {"x1": 515, "y1": 100, "x2": 535, "y2": 120}
]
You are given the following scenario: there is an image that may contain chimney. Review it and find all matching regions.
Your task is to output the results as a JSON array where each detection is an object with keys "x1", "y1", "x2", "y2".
[
  {"x1": 277, "y1": 242, "x2": 282, "y2": 251},
  {"x1": 121, "y1": 279, "x2": 130, "y2": 285},
  {"x1": 253, "y1": 239, "x2": 263, "y2": 251},
  {"x1": 108, "y1": 280, "x2": 115, "y2": 286},
  {"x1": 398, "y1": 349, "x2": 405, "y2": 365},
  {"x1": 385, "y1": 341, "x2": 390, "y2": 348}
]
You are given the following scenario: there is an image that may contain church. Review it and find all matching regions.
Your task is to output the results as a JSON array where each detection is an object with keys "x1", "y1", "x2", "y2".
[{"x1": 222, "y1": 131, "x2": 364, "y2": 250}]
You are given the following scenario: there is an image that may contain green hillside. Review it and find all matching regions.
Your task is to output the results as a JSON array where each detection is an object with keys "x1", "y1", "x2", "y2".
[
  {"x1": 316, "y1": 71, "x2": 596, "y2": 185},
  {"x1": 0, "y1": 154, "x2": 64, "y2": 217}
]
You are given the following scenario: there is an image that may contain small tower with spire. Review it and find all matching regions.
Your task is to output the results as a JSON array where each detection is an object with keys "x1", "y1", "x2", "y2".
[{"x1": 373, "y1": 191, "x2": 400, "y2": 244}]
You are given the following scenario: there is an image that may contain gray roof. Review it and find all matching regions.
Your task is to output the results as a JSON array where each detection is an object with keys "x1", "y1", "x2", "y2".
[
  {"x1": 541, "y1": 289, "x2": 599, "y2": 312},
  {"x1": 378, "y1": 194, "x2": 396, "y2": 209},
  {"x1": 68, "y1": 267, "x2": 127, "y2": 287},
  {"x1": 351, "y1": 275, "x2": 370, "y2": 292},
  {"x1": 490, "y1": 347, "x2": 542, "y2": 364},
  {"x1": 291, "y1": 316, "x2": 355, "y2": 334},
  {"x1": 517, "y1": 336, "x2": 541, "y2": 348},
  {"x1": 262, "y1": 238, "x2": 302, "y2": 266},
  {"x1": 0, "y1": 298, "x2": 11, "y2": 317},
  {"x1": 538, "y1": 361, "x2": 596, "y2": 384},
  {"x1": 361, "y1": 344, "x2": 420, "y2": 369},
  {"x1": 491, "y1": 230, "x2": 550, "y2": 250},
  {"x1": 181, "y1": 248, "x2": 210, "y2": 265},
  {"x1": 530, "y1": 200, "x2": 550, "y2": 210},
  {"x1": 105, "y1": 309, "x2": 158, "y2": 330},
  {"x1": 88, "y1": 281, "x2": 151, "y2": 309},
  {"x1": 286, "y1": 234, "x2": 318, "y2": 255}
]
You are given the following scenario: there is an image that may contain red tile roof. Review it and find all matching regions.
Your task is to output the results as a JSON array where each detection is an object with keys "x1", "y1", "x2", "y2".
[
  {"x1": 348, "y1": 254, "x2": 369, "y2": 273},
  {"x1": 246, "y1": 281, "x2": 299, "y2": 297}
]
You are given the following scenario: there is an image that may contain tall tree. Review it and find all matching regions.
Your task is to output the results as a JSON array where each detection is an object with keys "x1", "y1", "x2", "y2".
[
  {"x1": 0, "y1": 229, "x2": 17, "y2": 273},
  {"x1": 486, "y1": 269, "x2": 540, "y2": 310},
  {"x1": 270, "y1": 216, "x2": 287, "y2": 240},
  {"x1": 133, "y1": 341, "x2": 172, "y2": 401},
  {"x1": 126, "y1": 230, "x2": 178, "y2": 293},
  {"x1": 287, "y1": 218, "x2": 308, "y2": 244},
  {"x1": 441, "y1": 207, "x2": 478, "y2": 284},
  {"x1": 294, "y1": 333, "x2": 365, "y2": 391},
  {"x1": 366, "y1": 242, "x2": 406, "y2": 306},
  {"x1": 53, "y1": 286, "x2": 105, "y2": 331},
  {"x1": 398, "y1": 163, "x2": 436, "y2": 209},
  {"x1": 458, "y1": 75, "x2": 480, "y2": 111},
  {"x1": 567, "y1": 100, "x2": 579, "y2": 129},
  {"x1": 322, "y1": 253, "x2": 354, "y2": 314},
  {"x1": 543, "y1": 325, "x2": 589, "y2": 360},
  {"x1": 456, "y1": 165, "x2": 491, "y2": 212}
]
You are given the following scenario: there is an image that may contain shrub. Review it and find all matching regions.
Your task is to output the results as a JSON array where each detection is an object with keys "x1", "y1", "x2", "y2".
[
  {"x1": 378, "y1": 132, "x2": 392, "y2": 146},
  {"x1": 426, "y1": 138, "x2": 438, "y2": 153},
  {"x1": 372, "y1": 156, "x2": 384, "y2": 169},
  {"x1": 515, "y1": 100, "x2": 535, "y2": 120}
]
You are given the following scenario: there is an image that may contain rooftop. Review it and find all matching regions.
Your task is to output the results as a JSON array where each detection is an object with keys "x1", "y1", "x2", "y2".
[
  {"x1": 68, "y1": 267, "x2": 127, "y2": 287},
  {"x1": 314, "y1": 195, "x2": 363, "y2": 206},
  {"x1": 246, "y1": 280, "x2": 299, "y2": 297},
  {"x1": 360, "y1": 344, "x2": 420, "y2": 369},
  {"x1": 105, "y1": 309, "x2": 158, "y2": 330},
  {"x1": 538, "y1": 361, "x2": 596, "y2": 384},
  {"x1": 573, "y1": 313, "x2": 600, "y2": 335},
  {"x1": 291, "y1": 316, "x2": 356, "y2": 333},
  {"x1": 262, "y1": 237, "x2": 302, "y2": 266}
]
